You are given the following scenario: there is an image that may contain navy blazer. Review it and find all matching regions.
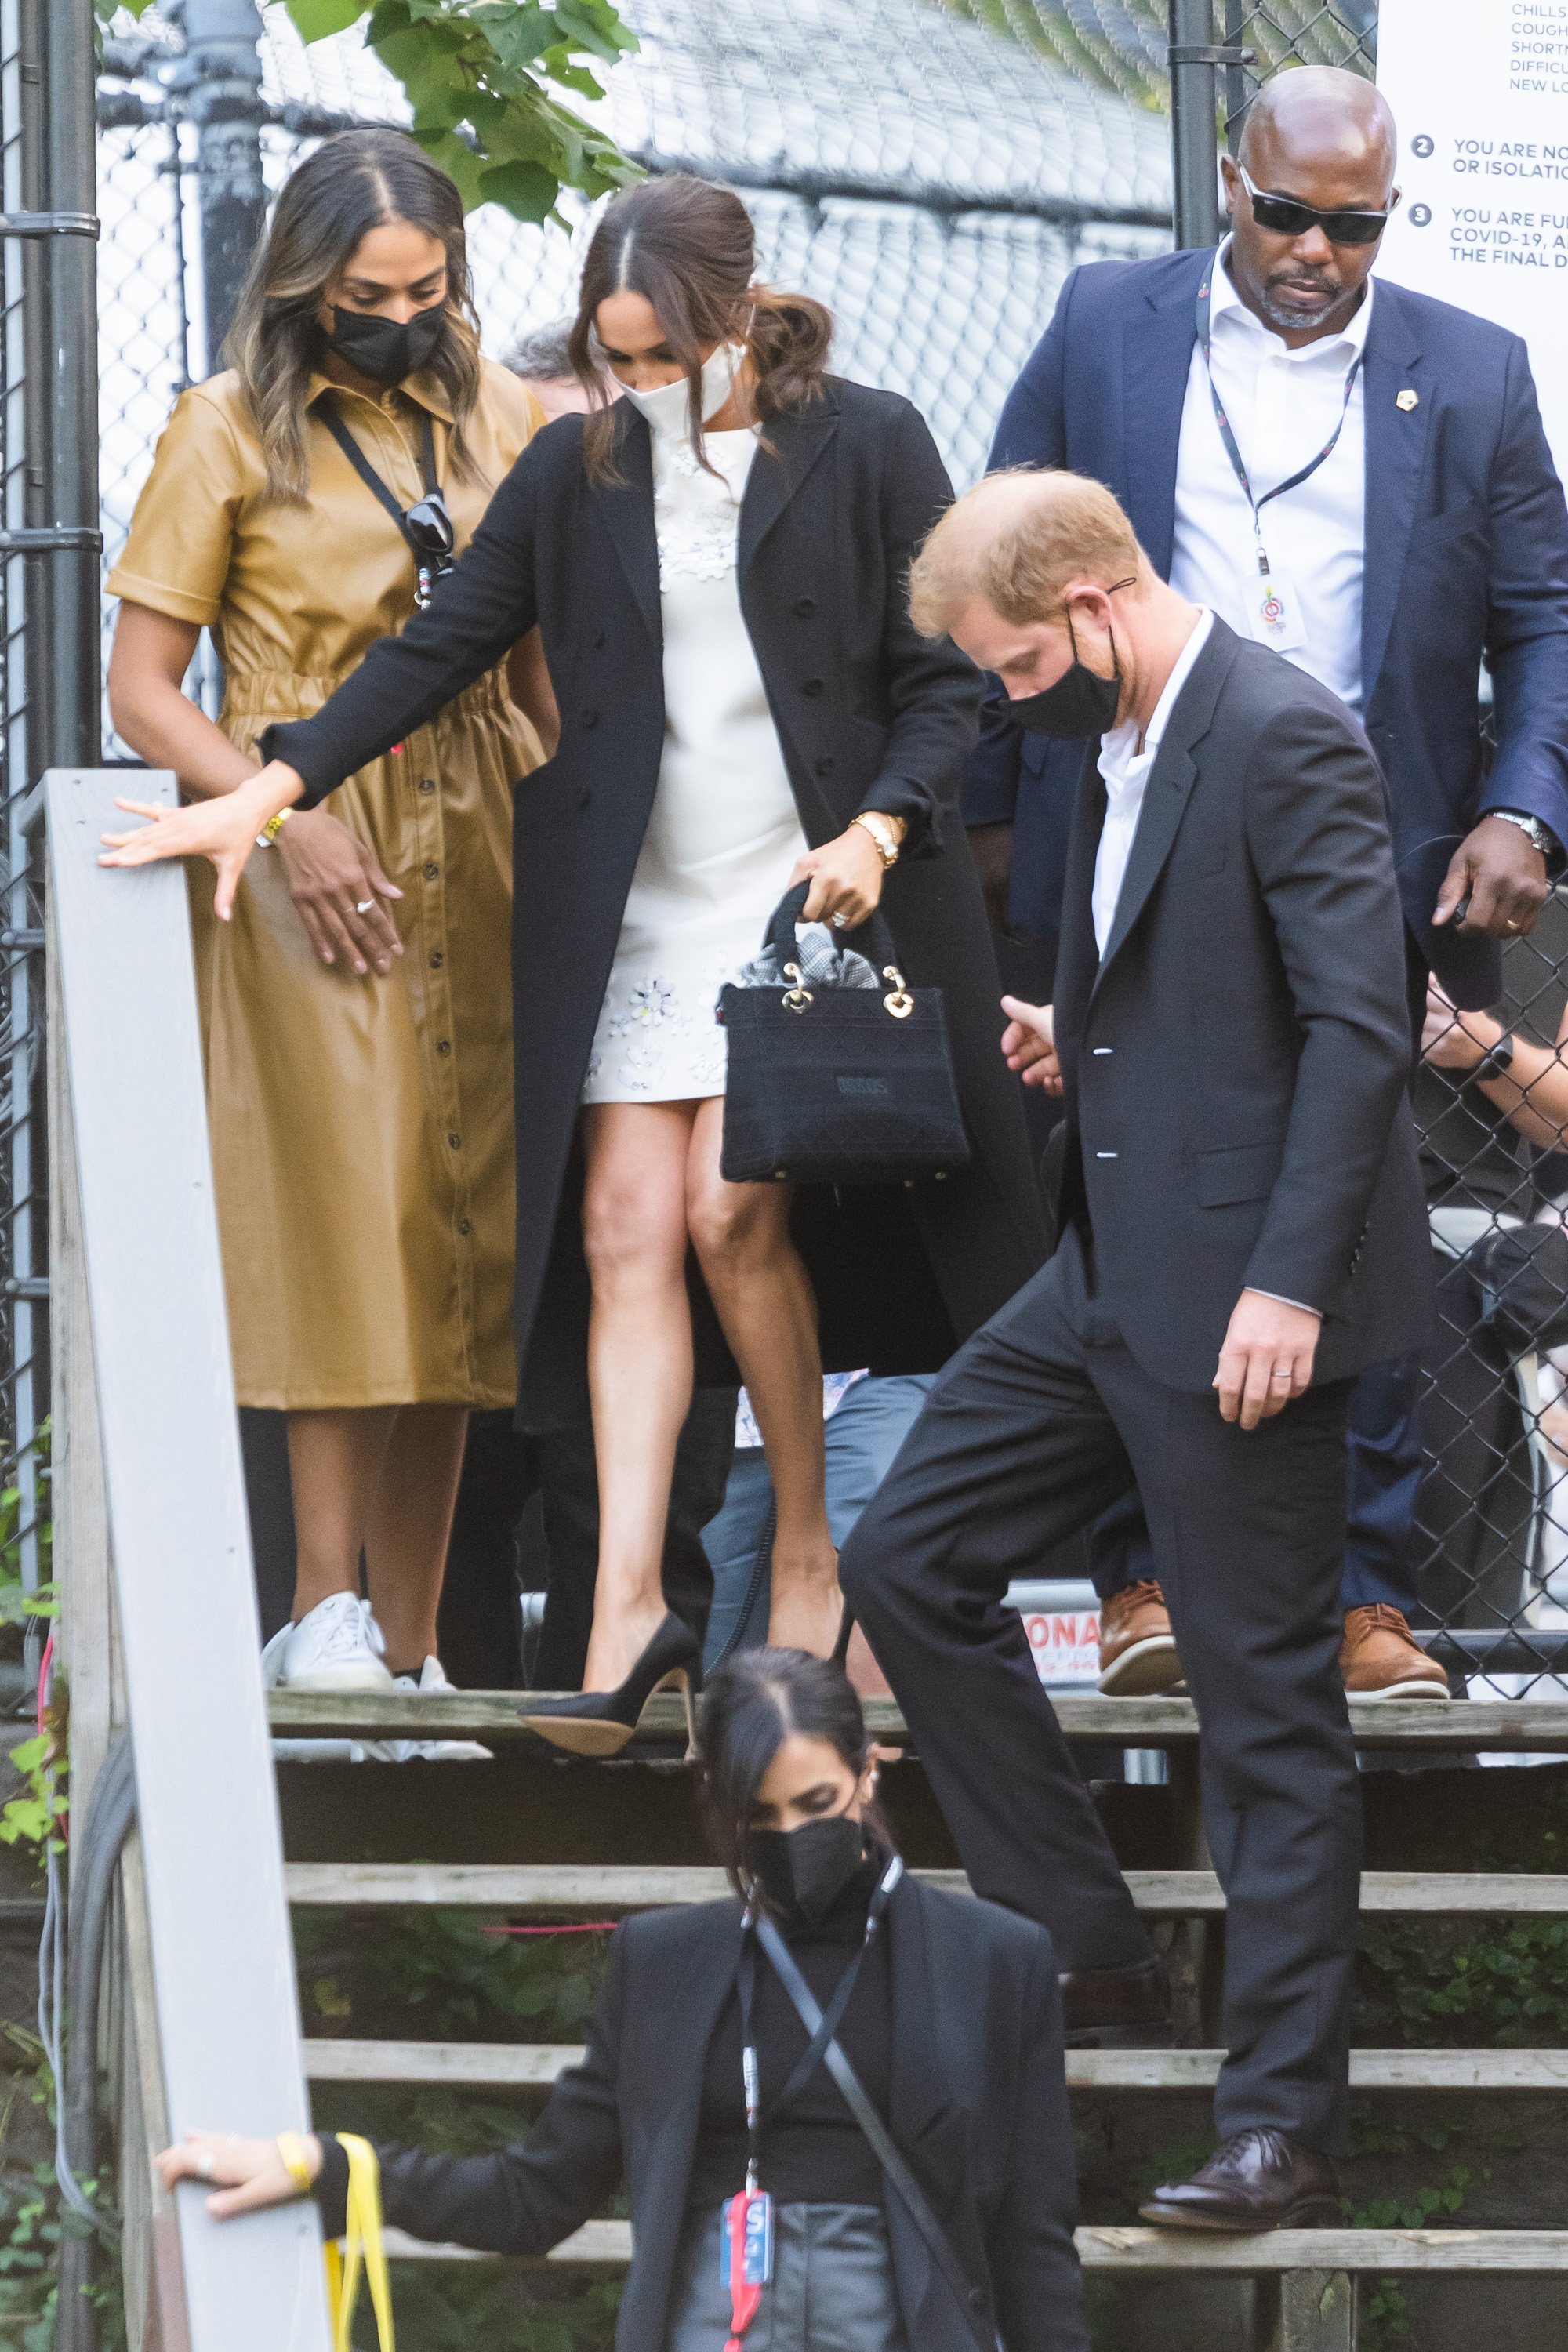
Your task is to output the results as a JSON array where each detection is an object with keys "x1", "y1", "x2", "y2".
[{"x1": 967, "y1": 247, "x2": 1568, "y2": 1008}]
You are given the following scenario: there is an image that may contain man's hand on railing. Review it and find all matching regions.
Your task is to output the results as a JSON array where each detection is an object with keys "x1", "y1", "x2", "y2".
[{"x1": 99, "y1": 759, "x2": 308, "y2": 923}]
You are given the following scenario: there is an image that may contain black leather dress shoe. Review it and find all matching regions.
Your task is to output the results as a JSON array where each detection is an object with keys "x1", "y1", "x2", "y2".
[
  {"x1": 1140, "y1": 2129, "x2": 1341, "y2": 2231},
  {"x1": 1058, "y1": 1956, "x2": 1172, "y2": 2047}
]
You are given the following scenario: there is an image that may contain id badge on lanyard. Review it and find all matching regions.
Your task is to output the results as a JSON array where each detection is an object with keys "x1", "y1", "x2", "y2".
[
  {"x1": 1195, "y1": 268, "x2": 1358, "y2": 664},
  {"x1": 1247, "y1": 539, "x2": 1307, "y2": 654}
]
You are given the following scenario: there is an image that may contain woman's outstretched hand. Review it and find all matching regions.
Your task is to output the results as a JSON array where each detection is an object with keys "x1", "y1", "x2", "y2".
[
  {"x1": 100, "y1": 760, "x2": 308, "y2": 922},
  {"x1": 155, "y1": 2129, "x2": 322, "y2": 2220}
]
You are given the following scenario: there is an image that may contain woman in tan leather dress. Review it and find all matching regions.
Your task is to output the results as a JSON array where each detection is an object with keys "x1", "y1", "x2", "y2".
[{"x1": 106, "y1": 130, "x2": 552, "y2": 1715}]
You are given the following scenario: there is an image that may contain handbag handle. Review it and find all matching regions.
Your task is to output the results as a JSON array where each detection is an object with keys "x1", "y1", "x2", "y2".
[{"x1": 764, "y1": 881, "x2": 905, "y2": 990}]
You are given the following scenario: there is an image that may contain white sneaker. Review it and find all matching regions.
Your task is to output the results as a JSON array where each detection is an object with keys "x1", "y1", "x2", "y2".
[
  {"x1": 383, "y1": 1655, "x2": 492, "y2": 1762},
  {"x1": 261, "y1": 1594, "x2": 394, "y2": 1694}
]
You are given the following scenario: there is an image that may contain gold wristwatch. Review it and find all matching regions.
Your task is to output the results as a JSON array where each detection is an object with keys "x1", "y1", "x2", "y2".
[{"x1": 851, "y1": 811, "x2": 901, "y2": 868}]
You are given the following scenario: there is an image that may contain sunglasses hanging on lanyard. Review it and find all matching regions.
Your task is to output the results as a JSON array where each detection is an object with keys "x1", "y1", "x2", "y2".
[
  {"x1": 1194, "y1": 270, "x2": 1363, "y2": 656},
  {"x1": 321, "y1": 399, "x2": 456, "y2": 610}
]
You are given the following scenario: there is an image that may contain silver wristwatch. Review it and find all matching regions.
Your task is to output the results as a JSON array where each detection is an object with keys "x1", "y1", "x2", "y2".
[{"x1": 1491, "y1": 808, "x2": 1559, "y2": 866}]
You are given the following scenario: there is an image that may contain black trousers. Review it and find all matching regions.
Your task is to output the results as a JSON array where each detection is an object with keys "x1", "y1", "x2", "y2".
[{"x1": 839, "y1": 1226, "x2": 1361, "y2": 2154}]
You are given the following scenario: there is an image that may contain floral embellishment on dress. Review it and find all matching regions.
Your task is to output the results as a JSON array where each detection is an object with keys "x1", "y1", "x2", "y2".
[{"x1": 652, "y1": 437, "x2": 746, "y2": 584}]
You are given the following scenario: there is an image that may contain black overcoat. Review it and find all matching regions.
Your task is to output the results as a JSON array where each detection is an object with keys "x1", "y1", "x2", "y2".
[
  {"x1": 268, "y1": 381, "x2": 1047, "y2": 1415},
  {"x1": 314, "y1": 1875, "x2": 1091, "y2": 2352}
]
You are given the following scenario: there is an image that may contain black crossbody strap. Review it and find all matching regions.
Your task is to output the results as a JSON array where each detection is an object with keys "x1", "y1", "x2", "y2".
[
  {"x1": 321, "y1": 403, "x2": 415, "y2": 546},
  {"x1": 753, "y1": 1910, "x2": 998, "y2": 2352}
]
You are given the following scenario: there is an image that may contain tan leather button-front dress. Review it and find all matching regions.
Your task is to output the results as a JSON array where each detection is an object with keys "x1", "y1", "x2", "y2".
[{"x1": 107, "y1": 360, "x2": 544, "y2": 1410}]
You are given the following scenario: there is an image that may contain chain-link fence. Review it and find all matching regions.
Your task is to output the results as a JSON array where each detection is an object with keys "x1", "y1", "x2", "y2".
[{"x1": 37, "y1": 0, "x2": 1568, "y2": 1698}]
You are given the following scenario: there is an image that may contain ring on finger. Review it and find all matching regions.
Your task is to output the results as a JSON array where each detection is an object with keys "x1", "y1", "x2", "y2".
[
  {"x1": 355, "y1": 899, "x2": 375, "y2": 916},
  {"x1": 831, "y1": 911, "x2": 848, "y2": 930},
  {"x1": 196, "y1": 2150, "x2": 215, "y2": 2181},
  {"x1": 1269, "y1": 1363, "x2": 1294, "y2": 1381},
  {"x1": 1505, "y1": 918, "x2": 1523, "y2": 933}
]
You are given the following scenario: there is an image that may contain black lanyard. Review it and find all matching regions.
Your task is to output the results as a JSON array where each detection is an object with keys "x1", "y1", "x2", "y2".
[
  {"x1": 320, "y1": 400, "x2": 454, "y2": 608},
  {"x1": 1194, "y1": 264, "x2": 1364, "y2": 582},
  {"x1": 736, "y1": 1852, "x2": 902, "y2": 2195}
]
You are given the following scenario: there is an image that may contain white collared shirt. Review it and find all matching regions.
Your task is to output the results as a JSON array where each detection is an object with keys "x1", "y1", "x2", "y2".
[
  {"x1": 1169, "y1": 239, "x2": 1371, "y2": 710},
  {"x1": 1092, "y1": 607, "x2": 1214, "y2": 956}
]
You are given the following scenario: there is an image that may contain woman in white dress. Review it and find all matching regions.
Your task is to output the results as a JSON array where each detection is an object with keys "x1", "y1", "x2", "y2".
[
  {"x1": 568, "y1": 194, "x2": 896, "y2": 1695},
  {"x1": 103, "y1": 177, "x2": 1044, "y2": 1738}
]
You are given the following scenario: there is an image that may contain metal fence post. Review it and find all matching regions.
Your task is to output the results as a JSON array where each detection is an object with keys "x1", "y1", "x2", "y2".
[
  {"x1": 1167, "y1": 0, "x2": 1222, "y2": 249},
  {"x1": 34, "y1": 0, "x2": 100, "y2": 777},
  {"x1": 177, "y1": 0, "x2": 267, "y2": 371}
]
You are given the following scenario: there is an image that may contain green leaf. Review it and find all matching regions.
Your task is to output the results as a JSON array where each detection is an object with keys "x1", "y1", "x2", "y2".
[{"x1": 284, "y1": 0, "x2": 370, "y2": 39}]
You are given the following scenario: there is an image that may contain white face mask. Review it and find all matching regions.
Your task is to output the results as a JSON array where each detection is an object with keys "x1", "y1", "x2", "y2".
[{"x1": 622, "y1": 340, "x2": 746, "y2": 441}]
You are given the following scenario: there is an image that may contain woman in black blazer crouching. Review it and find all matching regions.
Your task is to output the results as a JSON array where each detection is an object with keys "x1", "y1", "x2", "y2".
[
  {"x1": 158, "y1": 1650, "x2": 1089, "y2": 2352},
  {"x1": 103, "y1": 175, "x2": 1047, "y2": 1726}
]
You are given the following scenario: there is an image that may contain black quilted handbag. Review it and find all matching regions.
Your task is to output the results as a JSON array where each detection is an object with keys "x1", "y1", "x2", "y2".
[{"x1": 718, "y1": 883, "x2": 971, "y2": 1186}]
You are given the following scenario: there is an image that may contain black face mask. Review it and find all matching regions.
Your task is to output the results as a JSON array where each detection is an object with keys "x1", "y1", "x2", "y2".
[
  {"x1": 1002, "y1": 594, "x2": 1131, "y2": 739},
  {"x1": 745, "y1": 1811, "x2": 868, "y2": 1927},
  {"x1": 328, "y1": 300, "x2": 445, "y2": 390}
]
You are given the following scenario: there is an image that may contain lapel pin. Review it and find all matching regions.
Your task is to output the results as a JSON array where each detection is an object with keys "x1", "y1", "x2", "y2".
[{"x1": 1396, "y1": 388, "x2": 1420, "y2": 412}]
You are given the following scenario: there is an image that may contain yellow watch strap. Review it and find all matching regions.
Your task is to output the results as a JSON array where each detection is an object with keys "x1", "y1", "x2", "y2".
[{"x1": 275, "y1": 2130, "x2": 315, "y2": 2197}]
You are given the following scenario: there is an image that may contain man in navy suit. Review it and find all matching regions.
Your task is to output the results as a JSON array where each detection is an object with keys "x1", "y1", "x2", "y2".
[{"x1": 968, "y1": 67, "x2": 1568, "y2": 1699}]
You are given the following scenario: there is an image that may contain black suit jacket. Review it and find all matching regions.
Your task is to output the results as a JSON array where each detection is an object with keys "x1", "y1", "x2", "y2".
[
  {"x1": 1054, "y1": 616, "x2": 1432, "y2": 1392},
  {"x1": 265, "y1": 385, "x2": 1047, "y2": 1413},
  {"x1": 317, "y1": 1877, "x2": 1087, "y2": 2352}
]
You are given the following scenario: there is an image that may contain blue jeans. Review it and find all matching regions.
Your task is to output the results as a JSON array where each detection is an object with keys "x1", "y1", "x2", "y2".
[
  {"x1": 1091, "y1": 1354, "x2": 1425, "y2": 1617},
  {"x1": 702, "y1": 1374, "x2": 935, "y2": 1671}
]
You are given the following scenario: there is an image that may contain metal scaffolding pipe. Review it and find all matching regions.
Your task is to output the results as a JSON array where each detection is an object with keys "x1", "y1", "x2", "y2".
[
  {"x1": 177, "y1": 0, "x2": 268, "y2": 371},
  {"x1": 1167, "y1": 0, "x2": 1223, "y2": 249}
]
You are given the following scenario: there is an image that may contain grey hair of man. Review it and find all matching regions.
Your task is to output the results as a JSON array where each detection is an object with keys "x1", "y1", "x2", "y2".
[{"x1": 503, "y1": 317, "x2": 578, "y2": 384}]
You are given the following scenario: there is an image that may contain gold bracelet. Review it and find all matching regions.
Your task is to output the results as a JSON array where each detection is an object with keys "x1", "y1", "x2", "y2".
[
  {"x1": 256, "y1": 806, "x2": 292, "y2": 849},
  {"x1": 276, "y1": 2130, "x2": 316, "y2": 2197},
  {"x1": 851, "y1": 811, "x2": 900, "y2": 868}
]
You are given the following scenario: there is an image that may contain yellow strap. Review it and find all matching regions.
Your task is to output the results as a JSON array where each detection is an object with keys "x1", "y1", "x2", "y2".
[{"x1": 323, "y1": 2134, "x2": 395, "y2": 2352}]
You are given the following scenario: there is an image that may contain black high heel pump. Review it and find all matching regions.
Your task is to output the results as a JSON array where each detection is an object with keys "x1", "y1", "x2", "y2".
[{"x1": 522, "y1": 1612, "x2": 701, "y2": 1757}]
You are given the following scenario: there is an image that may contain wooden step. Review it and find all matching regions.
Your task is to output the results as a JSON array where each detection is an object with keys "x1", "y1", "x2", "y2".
[
  {"x1": 285, "y1": 1860, "x2": 1568, "y2": 1917},
  {"x1": 268, "y1": 1690, "x2": 1568, "y2": 1752},
  {"x1": 382, "y1": 2221, "x2": 1568, "y2": 2274},
  {"x1": 303, "y1": 2039, "x2": 1568, "y2": 2094}
]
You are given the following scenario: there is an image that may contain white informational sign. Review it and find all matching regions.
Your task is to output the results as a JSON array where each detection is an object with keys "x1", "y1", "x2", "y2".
[{"x1": 1377, "y1": 0, "x2": 1568, "y2": 475}]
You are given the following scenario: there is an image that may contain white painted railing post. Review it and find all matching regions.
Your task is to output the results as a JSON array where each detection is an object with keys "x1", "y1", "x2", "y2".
[{"x1": 47, "y1": 770, "x2": 331, "y2": 2351}]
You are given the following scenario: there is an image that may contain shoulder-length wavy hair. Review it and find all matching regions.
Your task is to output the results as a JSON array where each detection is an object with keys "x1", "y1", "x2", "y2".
[
  {"x1": 568, "y1": 174, "x2": 833, "y2": 483},
  {"x1": 697, "y1": 1648, "x2": 892, "y2": 1899},
  {"x1": 224, "y1": 129, "x2": 484, "y2": 505}
]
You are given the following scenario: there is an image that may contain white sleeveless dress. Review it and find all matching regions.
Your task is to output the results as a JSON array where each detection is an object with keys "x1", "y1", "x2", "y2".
[{"x1": 580, "y1": 421, "x2": 810, "y2": 1105}]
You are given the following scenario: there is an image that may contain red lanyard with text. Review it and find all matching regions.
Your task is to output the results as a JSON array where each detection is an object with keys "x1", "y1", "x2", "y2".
[
  {"x1": 724, "y1": 1853, "x2": 903, "y2": 2350},
  {"x1": 1194, "y1": 267, "x2": 1363, "y2": 592}
]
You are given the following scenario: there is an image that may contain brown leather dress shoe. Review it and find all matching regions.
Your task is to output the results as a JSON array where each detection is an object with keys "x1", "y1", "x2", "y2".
[
  {"x1": 1140, "y1": 2129, "x2": 1341, "y2": 2231},
  {"x1": 1097, "y1": 1578, "x2": 1184, "y2": 1695},
  {"x1": 1339, "y1": 1604, "x2": 1450, "y2": 1700},
  {"x1": 1059, "y1": 1957, "x2": 1172, "y2": 2048}
]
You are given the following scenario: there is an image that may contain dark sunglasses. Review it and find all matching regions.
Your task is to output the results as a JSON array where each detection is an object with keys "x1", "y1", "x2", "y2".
[
  {"x1": 1236, "y1": 161, "x2": 1398, "y2": 248},
  {"x1": 405, "y1": 488, "x2": 455, "y2": 564}
]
